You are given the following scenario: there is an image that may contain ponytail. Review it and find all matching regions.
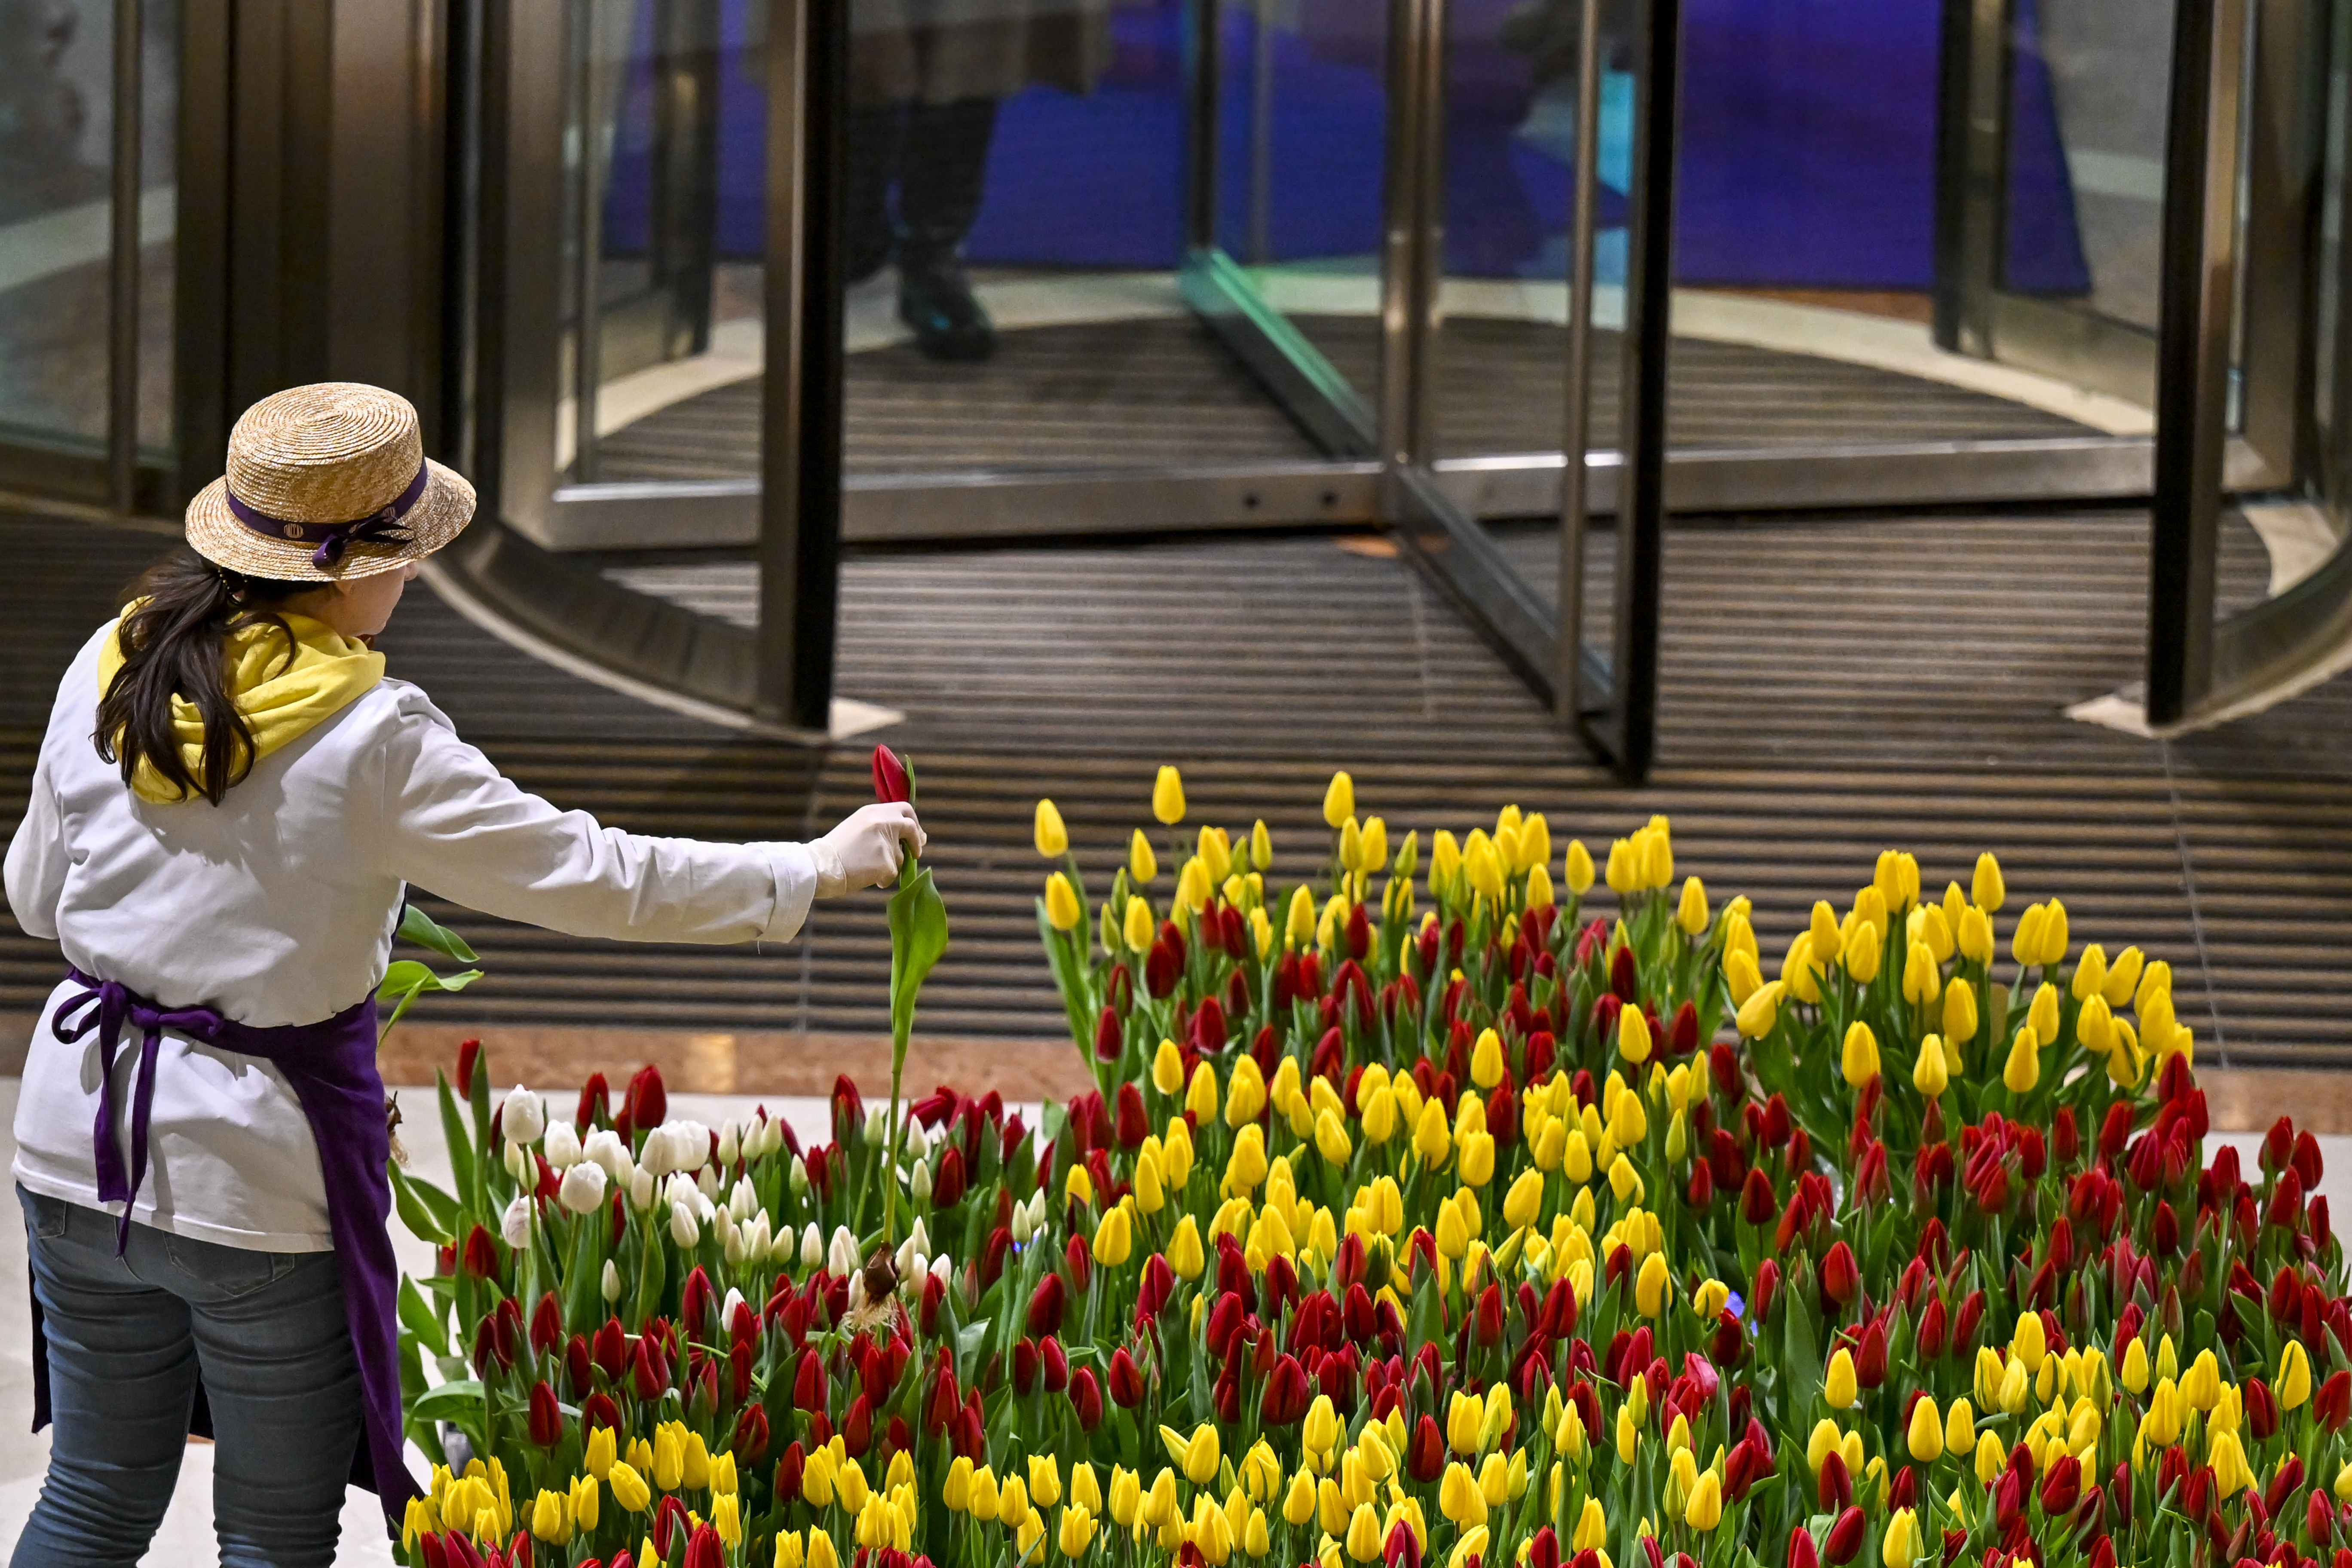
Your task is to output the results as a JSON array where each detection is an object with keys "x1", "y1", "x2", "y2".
[{"x1": 96, "y1": 547, "x2": 313, "y2": 805}]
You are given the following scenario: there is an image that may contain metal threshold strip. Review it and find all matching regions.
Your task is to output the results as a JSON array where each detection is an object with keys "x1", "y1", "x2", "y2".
[{"x1": 519, "y1": 435, "x2": 2194, "y2": 554}]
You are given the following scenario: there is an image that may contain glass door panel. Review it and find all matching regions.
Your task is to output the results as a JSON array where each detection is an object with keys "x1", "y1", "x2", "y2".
[{"x1": 0, "y1": 0, "x2": 176, "y2": 464}]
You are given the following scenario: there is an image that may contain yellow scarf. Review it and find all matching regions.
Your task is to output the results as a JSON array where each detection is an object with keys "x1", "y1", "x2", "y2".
[{"x1": 99, "y1": 605, "x2": 386, "y2": 803}]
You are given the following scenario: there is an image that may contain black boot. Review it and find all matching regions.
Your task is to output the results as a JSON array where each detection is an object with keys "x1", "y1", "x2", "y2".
[
  {"x1": 896, "y1": 97, "x2": 1000, "y2": 361},
  {"x1": 843, "y1": 104, "x2": 903, "y2": 285}
]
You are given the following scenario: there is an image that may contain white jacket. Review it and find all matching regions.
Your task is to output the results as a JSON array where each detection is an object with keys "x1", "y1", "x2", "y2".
[{"x1": 6, "y1": 622, "x2": 815, "y2": 1249}]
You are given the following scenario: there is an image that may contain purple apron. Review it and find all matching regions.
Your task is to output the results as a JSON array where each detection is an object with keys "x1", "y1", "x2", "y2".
[{"x1": 29, "y1": 968, "x2": 422, "y2": 1523}]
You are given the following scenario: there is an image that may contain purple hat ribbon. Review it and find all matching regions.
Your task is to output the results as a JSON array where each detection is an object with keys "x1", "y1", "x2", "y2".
[{"x1": 224, "y1": 462, "x2": 429, "y2": 569}]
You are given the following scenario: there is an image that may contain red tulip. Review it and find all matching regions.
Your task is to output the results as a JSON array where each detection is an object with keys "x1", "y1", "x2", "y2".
[
  {"x1": 732, "y1": 1402, "x2": 770, "y2": 1464},
  {"x1": 2039, "y1": 1454, "x2": 2082, "y2": 1516},
  {"x1": 1823, "y1": 1507, "x2": 1866, "y2": 1566},
  {"x1": 774, "y1": 1442, "x2": 805, "y2": 1501},
  {"x1": 1407, "y1": 1414, "x2": 1447, "y2": 1481},
  {"x1": 1820, "y1": 1240, "x2": 1860, "y2": 1309},
  {"x1": 871, "y1": 744, "x2": 910, "y2": 804},
  {"x1": 683, "y1": 1522, "x2": 724, "y2": 1568},
  {"x1": 623, "y1": 1064, "x2": 667, "y2": 1139},
  {"x1": 455, "y1": 1038, "x2": 481, "y2": 1099},
  {"x1": 1384, "y1": 1519, "x2": 1422, "y2": 1568},
  {"x1": 594, "y1": 1318, "x2": 627, "y2": 1383},
  {"x1": 582, "y1": 1390, "x2": 619, "y2": 1434},
  {"x1": 1529, "y1": 1528, "x2": 1561, "y2": 1568},
  {"x1": 1069, "y1": 1366, "x2": 1105, "y2": 1430},
  {"x1": 792, "y1": 1347, "x2": 826, "y2": 1414},
  {"x1": 1261, "y1": 1353, "x2": 1311, "y2": 1424},
  {"x1": 1107, "y1": 1346, "x2": 1146, "y2": 1407},
  {"x1": 1027, "y1": 1273, "x2": 1066, "y2": 1336},
  {"x1": 1788, "y1": 1527, "x2": 1821, "y2": 1568},
  {"x1": 631, "y1": 1336, "x2": 669, "y2": 1403},
  {"x1": 1817, "y1": 1450, "x2": 1853, "y2": 1511},
  {"x1": 575, "y1": 1073, "x2": 608, "y2": 1133},
  {"x1": 462, "y1": 1225, "x2": 499, "y2": 1280},
  {"x1": 2316, "y1": 1369, "x2": 2351, "y2": 1431},
  {"x1": 1094, "y1": 1007, "x2": 1124, "y2": 1064},
  {"x1": 680, "y1": 1267, "x2": 715, "y2": 1340},
  {"x1": 527, "y1": 1379, "x2": 562, "y2": 1448}
]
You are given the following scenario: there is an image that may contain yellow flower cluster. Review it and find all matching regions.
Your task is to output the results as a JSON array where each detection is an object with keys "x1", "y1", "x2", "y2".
[
  {"x1": 792, "y1": 1443, "x2": 920, "y2": 1556},
  {"x1": 405, "y1": 1457, "x2": 514, "y2": 1547}
]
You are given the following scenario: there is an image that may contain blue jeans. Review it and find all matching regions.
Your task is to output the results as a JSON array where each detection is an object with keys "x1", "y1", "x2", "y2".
[{"x1": 13, "y1": 1186, "x2": 361, "y2": 1568}]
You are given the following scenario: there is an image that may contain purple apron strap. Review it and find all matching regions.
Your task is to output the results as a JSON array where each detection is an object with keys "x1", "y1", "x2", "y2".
[{"x1": 44, "y1": 969, "x2": 421, "y2": 1523}]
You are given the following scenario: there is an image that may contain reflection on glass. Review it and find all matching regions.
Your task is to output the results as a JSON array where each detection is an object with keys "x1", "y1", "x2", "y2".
[{"x1": 0, "y1": 0, "x2": 175, "y2": 456}]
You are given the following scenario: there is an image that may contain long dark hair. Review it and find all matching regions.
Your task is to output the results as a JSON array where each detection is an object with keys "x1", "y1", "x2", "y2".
[{"x1": 96, "y1": 547, "x2": 315, "y2": 805}]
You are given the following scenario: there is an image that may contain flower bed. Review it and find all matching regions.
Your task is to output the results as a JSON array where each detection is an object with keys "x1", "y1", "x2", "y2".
[{"x1": 394, "y1": 769, "x2": 2346, "y2": 1568}]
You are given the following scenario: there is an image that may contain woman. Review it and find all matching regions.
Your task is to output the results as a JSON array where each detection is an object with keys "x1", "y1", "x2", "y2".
[{"x1": 3, "y1": 382, "x2": 923, "y2": 1565}]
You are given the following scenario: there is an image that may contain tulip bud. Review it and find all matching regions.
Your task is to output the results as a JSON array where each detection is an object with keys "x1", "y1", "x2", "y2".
[
  {"x1": 500, "y1": 1194, "x2": 534, "y2": 1250},
  {"x1": 558, "y1": 1160, "x2": 608, "y2": 1215}
]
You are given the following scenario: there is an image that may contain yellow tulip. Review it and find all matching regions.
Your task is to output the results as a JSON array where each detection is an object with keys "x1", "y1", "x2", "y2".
[
  {"x1": 1677, "y1": 877, "x2": 1709, "y2": 936},
  {"x1": 1323, "y1": 771, "x2": 1354, "y2": 828},
  {"x1": 1044, "y1": 872, "x2": 1080, "y2": 932},
  {"x1": 1826, "y1": 1348, "x2": 1859, "y2": 1409},
  {"x1": 1168, "y1": 1215, "x2": 1205, "y2": 1278},
  {"x1": 999, "y1": 1474, "x2": 1031, "y2": 1531},
  {"x1": 1972, "y1": 852, "x2": 2005, "y2": 913},
  {"x1": 652, "y1": 1424, "x2": 685, "y2": 1491},
  {"x1": 1093, "y1": 1204, "x2": 1133, "y2": 1268},
  {"x1": 529, "y1": 1489, "x2": 570, "y2": 1545},
  {"x1": 1640, "y1": 826, "x2": 1673, "y2": 888},
  {"x1": 1565, "y1": 839, "x2": 1595, "y2": 894},
  {"x1": 585, "y1": 1425, "x2": 615, "y2": 1481},
  {"x1": 1314, "y1": 1108, "x2": 1352, "y2": 1167},
  {"x1": 2002, "y1": 1025, "x2": 2041, "y2": 1094},
  {"x1": 1912, "y1": 1035, "x2": 1949, "y2": 1099},
  {"x1": 806, "y1": 1533, "x2": 840, "y2": 1568},
  {"x1": 1412, "y1": 1099, "x2": 1452, "y2": 1167},
  {"x1": 2208, "y1": 1429, "x2": 2253, "y2": 1493},
  {"x1": 1504, "y1": 1170, "x2": 1544, "y2": 1231},
  {"x1": 1846, "y1": 921, "x2": 1882, "y2": 984},
  {"x1": 607, "y1": 1462, "x2": 651, "y2": 1514},
  {"x1": 1152, "y1": 766, "x2": 1185, "y2": 824},
  {"x1": 2281, "y1": 1339, "x2": 2312, "y2": 1411},
  {"x1": 1735, "y1": 980, "x2": 1785, "y2": 1039},
  {"x1": 1034, "y1": 799, "x2": 1068, "y2": 857},
  {"x1": 1907, "y1": 1396, "x2": 1943, "y2": 1461},
  {"x1": 1635, "y1": 1253, "x2": 1669, "y2": 1317},
  {"x1": 1227, "y1": 1056, "x2": 1268, "y2": 1127},
  {"x1": 1345, "y1": 1502, "x2": 1382, "y2": 1562},
  {"x1": 1619, "y1": 1005, "x2": 1653, "y2": 1065},
  {"x1": 1901, "y1": 943, "x2": 1939, "y2": 1006},
  {"x1": 968, "y1": 1464, "x2": 1000, "y2": 1522},
  {"x1": 1957, "y1": 905, "x2": 1994, "y2": 964},
  {"x1": 570, "y1": 1473, "x2": 600, "y2": 1531},
  {"x1": 1684, "y1": 1469, "x2": 1722, "y2": 1531},
  {"x1": 1470, "y1": 1028, "x2": 1506, "y2": 1090},
  {"x1": 1881, "y1": 1507, "x2": 1920, "y2": 1568},
  {"x1": 1841, "y1": 1022, "x2": 1880, "y2": 1087},
  {"x1": 1808, "y1": 901, "x2": 1844, "y2": 965},
  {"x1": 1942, "y1": 978, "x2": 1978, "y2": 1044},
  {"x1": 1059, "y1": 1502, "x2": 1097, "y2": 1557},
  {"x1": 1440, "y1": 1462, "x2": 1487, "y2": 1527}
]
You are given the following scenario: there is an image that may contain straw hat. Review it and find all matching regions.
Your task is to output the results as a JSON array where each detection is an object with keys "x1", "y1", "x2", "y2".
[{"x1": 184, "y1": 383, "x2": 475, "y2": 581}]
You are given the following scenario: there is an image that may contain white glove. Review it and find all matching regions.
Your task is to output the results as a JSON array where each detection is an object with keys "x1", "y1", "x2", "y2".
[{"x1": 810, "y1": 802, "x2": 927, "y2": 897}]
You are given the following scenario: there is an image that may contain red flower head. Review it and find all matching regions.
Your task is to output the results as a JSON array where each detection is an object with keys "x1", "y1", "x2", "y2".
[
  {"x1": 1819, "y1": 1240, "x2": 1860, "y2": 1310},
  {"x1": 1788, "y1": 1527, "x2": 1821, "y2": 1568},
  {"x1": 2317, "y1": 1369, "x2": 2352, "y2": 1431},
  {"x1": 462, "y1": 1225, "x2": 500, "y2": 1280},
  {"x1": 1107, "y1": 1346, "x2": 1146, "y2": 1407},
  {"x1": 455, "y1": 1038, "x2": 482, "y2": 1099},
  {"x1": 575, "y1": 1073, "x2": 609, "y2": 1133},
  {"x1": 527, "y1": 1379, "x2": 562, "y2": 1448},
  {"x1": 631, "y1": 1336, "x2": 670, "y2": 1403},
  {"x1": 2039, "y1": 1454, "x2": 2082, "y2": 1517},
  {"x1": 732, "y1": 1402, "x2": 770, "y2": 1464},
  {"x1": 623, "y1": 1064, "x2": 667, "y2": 1139},
  {"x1": 1823, "y1": 1507, "x2": 1866, "y2": 1566},
  {"x1": 1026, "y1": 1273, "x2": 1066, "y2": 1337},
  {"x1": 1069, "y1": 1366, "x2": 1105, "y2": 1430},
  {"x1": 871, "y1": 745, "x2": 910, "y2": 804},
  {"x1": 1384, "y1": 1519, "x2": 1423, "y2": 1568}
]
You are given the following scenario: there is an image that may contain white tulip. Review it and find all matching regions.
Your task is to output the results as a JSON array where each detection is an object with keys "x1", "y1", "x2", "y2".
[
  {"x1": 722, "y1": 1286, "x2": 746, "y2": 1325},
  {"x1": 862, "y1": 1106, "x2": 886, "y2": 1147},
  {"x1": 729, "y1": 1178, "x2": 757, "y2": 1221},
  {"x1": 894, "y1": 1234, "x2": 918, "y2": 1278},
  {"x1": 910, "y1": 1161, "x2": 933, "y2": 1204},
  {"x1": 636, "y1": 1126, "x2": 677, "y2": 1177},
  {"x1": 662, "y1": 1173, "x2": 696, "y2": 1213},
  {"x1": 695, "y1": 1165, "x2": 719, "y2": 1200},
  {"x1": 827, "y1": 1225, "x2": 859, "y2": 1276},
  {"x1": 789, "y1": 1156, "x2": 808, "y2": 1196},
  {"x1": 601, "y1": 1259, "x2": 622, "y2": 1302},
  {"x1": 628, "y1": 1167, "x2": 656, "y2": 1213},
  {"x1": 747, "y1": 1212, "x2": 773, "y2": 1261},
  {"x1": 846, "y1": 1270, "x2": 868, "y2": 1313},
  {"x1": 582, "y1": 1129, "x2": 631, "y2": 1179},
  {"x1": 557, "y1": 1160, "x2": 607, "y2": 1215},
  {"x1": 500, "y1": 1194, "x2": 533, "y2": 1250},
  {"x1": 671, "y1": 1121, "x2": 711, "y2": 1172},
  {"x1": 669, "y1": 1199, "x2": 700, "y2": 1249},
  {"x1": 542, "y1": 1121, "x2": 582, "y2": 1170},
  {"x1": 717, "y1": 1121, "x2": 741, "y2": 1167},
  {"x1": 714, "y1": 1207, "x2": 738, "y2": 1252},
  {"x1": 930, "y1": 1253, "x2": 952, "y2": 1283},
  {"x1": 909, "y1": 1217, "x2": 931, "y2": 1256},
  {"x1": 900, "y1": 1258, "x2": 926, "y2": 1301},
  {"x1": 1011, "y1": 1197, "x2": 1036, "y2": 1245},
  {"x1": 499, "y1": 1088, "x2": 546, "y2": 1146},
  {"x1": 724, "y1": 1228, "x2": 748, "y2": 1267},
  {"x1": 901, "y1": 1119, "x2": 928, "y2": 1161},
  {"x1": 504, "y1": 1140, "x2": 530, "y2": 1184},
  {"x1": 799, "y1": 1223, "x2": 824, "y2": 1270}
]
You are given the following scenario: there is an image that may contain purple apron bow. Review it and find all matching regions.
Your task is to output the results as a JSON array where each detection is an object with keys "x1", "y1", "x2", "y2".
[{"x1": 37, "y1": 967, "x2": 422, "y2": 1523}]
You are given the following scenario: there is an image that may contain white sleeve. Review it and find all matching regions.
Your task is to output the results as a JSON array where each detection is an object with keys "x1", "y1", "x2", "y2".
[
  {"x1": 379, "y1": 702, "x2": 816, "y2": 945},
  {"x1": 4, "y1": 756, "x2": 65, "y2": 943}
]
